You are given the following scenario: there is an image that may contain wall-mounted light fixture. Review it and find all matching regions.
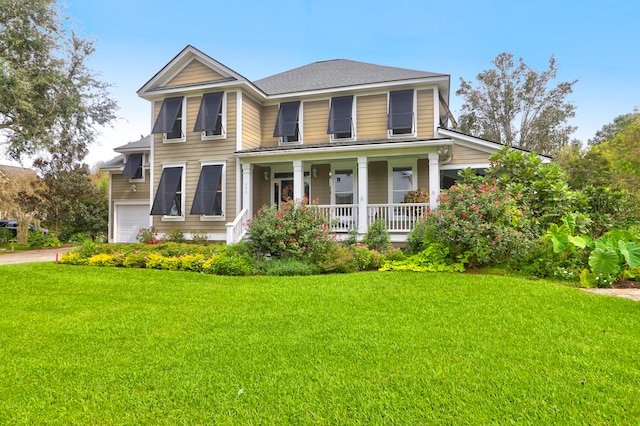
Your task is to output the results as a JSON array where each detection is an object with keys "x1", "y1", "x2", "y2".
[
  {"x1": 263, "y1": 171, "x2": 269, "y2": 181},
  {"x1": 131, "y1": 184, "x2": 137, "y2": 193},
  {"x1": 312, "y1": 167, "x2": 318, "y2": 178}
]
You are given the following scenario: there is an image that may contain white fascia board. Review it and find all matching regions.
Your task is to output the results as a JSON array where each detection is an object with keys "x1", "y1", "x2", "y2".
[
  {"x1": 437, "y1": 128, "x2": 506, "y2": 152},
  {"x1": 234, "y1": 139, "x2": 454, "y2": 162},
  {"x1": 440, "y1": 163, "x2": 491, "y2": 170},
  {"x1": 138, "y1": 45, "x2": 266, "y2": 99},
  {"x1": 139, "y1": 80, "x2": 265, "y2": 102},
  {"x1": 262, "y1": 76, "x2": 451, "y2": 101},
  {"x1": 438, "y1": 128, "x2": 552, "y2": 162}
]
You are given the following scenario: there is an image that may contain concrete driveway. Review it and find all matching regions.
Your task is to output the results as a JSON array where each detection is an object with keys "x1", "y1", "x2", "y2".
[{"x1": 0, "y1": 247, "x2": 74, "y2": 265}]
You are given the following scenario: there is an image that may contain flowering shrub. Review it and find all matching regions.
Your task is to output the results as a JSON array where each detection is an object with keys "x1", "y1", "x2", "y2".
[
  {"x1": 180, "y1": 254, "x2": 205, "y2": 272},
  {"x1": 403, "y1": 188, "x2": 429, "y2": 203},
  {"x1": 315, "y1": 242, "x2": 359, "y2": 274},
  {"x1": 409, "y1": 180, "x2": 533, "y2": 267},
  {"x1": 87, "y1": 253, "x2": 117, "y2": 267},
  {"x1": 59, "y1": 251, "x2": 88, "y2": 265},
  {"x1": 350, "y1": 243, "x2": 383, "y2": 271},
  {"x1": 136, "y1": 226, "x2": 159, "y2": 244},
  {"x1": 247, "y1": 198, "x2": 334, "y2": 260}
]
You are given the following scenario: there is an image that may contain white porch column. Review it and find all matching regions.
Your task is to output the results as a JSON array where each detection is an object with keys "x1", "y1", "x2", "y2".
[
  {"x1": 428, "y1": 152, "x2": 440, "y2": 208},
  {"x1": 357, "y1": 156, "x2": 368, "y2": 234},
  {"x1": 241, "y1": 162, "x2": 253, "y2": 215},
  {"x1": 293, "y1": 160, "x2": 304, "y2": 201}
]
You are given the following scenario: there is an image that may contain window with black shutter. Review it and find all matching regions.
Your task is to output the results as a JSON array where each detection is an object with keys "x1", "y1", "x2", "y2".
[
  {"x1": 327, "y1": 96, "x2": 353, "y2": 140},
  {"x1": 151, "y1": 97, "x2": 183, "y2": 140},
  {"x1": 122, "y1": 153, "x2": 143, "y2": 179},
  {"x1": 150, "y1": 167, "x2": 183, "y2": 216},
  {"x1": 388, "y1": 89, "x2": 414, "y2": 135},
  {"x1": 273, "y1": 101, "x2": 301, "y2": 143},
  {"x1": 190, "y1": 164, "x2": 223, "y2": 216},
  {"x1": 193, "y1": 92, "x2": 224, "y2": 137}
]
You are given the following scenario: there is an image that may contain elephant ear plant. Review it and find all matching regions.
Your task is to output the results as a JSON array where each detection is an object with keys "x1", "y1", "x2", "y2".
[{"x1": 547, "y1": 218, "x2": 640, "y2": 287}]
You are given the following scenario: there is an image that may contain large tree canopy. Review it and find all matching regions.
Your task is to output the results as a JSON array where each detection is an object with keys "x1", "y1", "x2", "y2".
[
  {"x1": 0, "y1": 0, "x2": 117, "y2": 163},
  {"x1": 456, "y1": 52, "x2": 577, "y2": 155}
]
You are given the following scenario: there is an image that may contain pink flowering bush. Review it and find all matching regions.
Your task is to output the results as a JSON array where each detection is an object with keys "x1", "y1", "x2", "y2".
[
  {"x1": 247, "y1": 198, "x2": 335, "y2": 260},
  {"x1": 409, "y1": 180, "x2": 534, "y2": 267}
]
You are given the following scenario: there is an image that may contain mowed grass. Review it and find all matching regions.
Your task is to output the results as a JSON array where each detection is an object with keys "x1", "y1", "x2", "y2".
[{"x1": 1, "y1": 264, "x2": 639, "y2": 424}]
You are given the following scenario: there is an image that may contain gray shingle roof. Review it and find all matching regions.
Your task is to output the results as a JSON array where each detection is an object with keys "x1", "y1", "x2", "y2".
[
  {"x1": 114, "y1": 135, "x2": 151, "y2": 153},
  {"x1": 253, "y1": 59, "x2": 448, "y2": 95}
]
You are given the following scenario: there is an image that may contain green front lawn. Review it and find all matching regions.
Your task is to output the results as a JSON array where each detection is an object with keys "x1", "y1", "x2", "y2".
[{"x1": 1, "y1": 264, "x2": 639, "y2": 424}]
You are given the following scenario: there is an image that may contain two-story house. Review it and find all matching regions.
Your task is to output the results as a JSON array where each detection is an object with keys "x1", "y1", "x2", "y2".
[{"x1": 103, "y1": 45, "x2": 516, "y2": 244}]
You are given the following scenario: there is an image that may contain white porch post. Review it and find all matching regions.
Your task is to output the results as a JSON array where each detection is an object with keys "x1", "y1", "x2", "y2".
[
  {"x1": 293, "y1": 160, "x2": 304, "y2": 201},
  {"x1": 428, "y1": 152, "x2": 440, "y2": 208},
  {"x1": 241, "y1": 162, "x2": 253, "y2": 215},
  {"x1": 357, "y1": 156, "x2": 368, "y2": 234}
]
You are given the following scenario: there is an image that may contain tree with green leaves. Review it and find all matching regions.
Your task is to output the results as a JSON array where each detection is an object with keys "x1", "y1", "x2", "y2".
[
  {"x1": 456, "y1": 52, "x2": 577, "y2": 155},
  {"x1": 0, "y1": 0, "x2": 117, "y2": 163},
  {"x1": 23, "y1": 156, "x2": 108, "y2": 239}
]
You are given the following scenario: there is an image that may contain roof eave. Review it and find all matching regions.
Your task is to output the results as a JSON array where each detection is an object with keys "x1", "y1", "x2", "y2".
[{"x1": 261, "y1": 75, "x2": 450, "y2": 100}]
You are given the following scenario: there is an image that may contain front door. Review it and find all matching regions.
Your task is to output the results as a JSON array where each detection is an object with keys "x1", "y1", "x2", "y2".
[{"x1": 274, "y1": 178, "x2": 294, "y2": 207}]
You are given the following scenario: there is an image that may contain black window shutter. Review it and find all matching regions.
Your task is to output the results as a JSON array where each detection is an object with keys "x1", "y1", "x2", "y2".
[
  {"x1": 388, "y1": 89, "x2": 414, "y2": 130},
  {"x1": 150, "y1": 167, "x2": 182, "y2": 215},
  {"x1": 151, "y1": 97, "x2": 183, "y2": 134},
  {"x1": 190, "y1": 165, "x2": 223, "y2": 215},
  {"x1": 122, "y1": 153, "x2": 143, "y2": 178},
  {"x1": 273, "y1": 101, "x2": 301, "y2": 137},
  {"x1": 327, "y1": 96, "x2": 353, "y2": 134},
  {"x1": 193, "y1": 92, "x2": 224, "y2": 132}
]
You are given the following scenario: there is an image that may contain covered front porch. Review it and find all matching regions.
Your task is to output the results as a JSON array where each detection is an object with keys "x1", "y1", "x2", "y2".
[{"x1": 227, "y1": 140, "x2": 452, "y2": 243}]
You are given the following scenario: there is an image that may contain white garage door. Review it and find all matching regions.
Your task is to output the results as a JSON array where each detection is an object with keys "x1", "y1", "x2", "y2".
[{"x1": 116, "y1": 204, "x2": 150, "y2": 243}]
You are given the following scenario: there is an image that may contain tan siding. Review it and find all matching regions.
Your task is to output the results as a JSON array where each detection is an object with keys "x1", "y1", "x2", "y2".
[
  {"x1": 253, "y1": 166, "x2": 271, "y2": 212},
  {"x1": 226, "y1": 92, "x2": 237, "y2": 140},
  {"x1": 357, "y1": 94, "x2": 387, "y2": 140},
  {"x1": 152, "y1": 94, "x2": 238, "y2": 238},
  {"x1": 111, "y1": 173, "x2": 150, "y2": 202},
  {"x1": 310, "y1": 164, "x2": 331, "y2": 204},
  {"x1": 449, "y1": 145, "x2": 492, "y2": 165},
  {"x1": 261, "y1": 105, "x2": 279, "y2": 147},
  {"x1": 368, "y1": 161, "x2": 388, "y2": 204},
  {"x1": 166, "y1": 59, "x2": 225, "y2": 87},
  {"x1": 303, "y1": 100, "x2": 330, "y2": 144},
  {"x1": 417, "y1": 89, "x2": 434, "y2": 139},
  {"x1": 242, "y1": 95, "x2": 262, "y2": 150}
]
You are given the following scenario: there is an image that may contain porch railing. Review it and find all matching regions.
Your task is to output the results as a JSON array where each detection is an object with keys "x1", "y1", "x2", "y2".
[
  {"x1": 226, "y1": 203, "x2": 430, "y2": 244},
  {"x1": 316, "y1": 205, "x2": 359, "y2": 232},
  {"x1": 226, "y1": 207, "x2": 250, "y2": 244},
  {"x1": 316, "y1": 203, "x2": 429, "y2": 233},
  {"x1": 366, "y1": 203, "x2": 430, "y2": 232}
]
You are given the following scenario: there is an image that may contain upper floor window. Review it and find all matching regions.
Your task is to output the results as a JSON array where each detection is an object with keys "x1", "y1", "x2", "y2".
[
  {"x1": 152, "y1": 97, "x2": 184, "y2": 142},
  {"x1": 190, "y1": 163, "x2": 225, "y2": 218},
  {"x1": 122, "y1": 153, "x2": 144, "y2": 181},
  {"x1": 194, "y1": 92, "x2": 225, "y2": 139},
  {"x1": 388, "y1": 89, "x2": 415, "y2": 136},
  {"x1": 150, "y1": 165, "x2": 184, "y2": 219},
  {"x1": 327, "y1": 95, "x2": 354, "y2": 141},
  {"x1": 273, "y1": 101, "x2": 301, "y2": 144}
]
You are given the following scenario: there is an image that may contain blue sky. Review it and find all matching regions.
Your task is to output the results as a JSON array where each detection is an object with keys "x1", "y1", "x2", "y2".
[{"x1": 27, "y1": 0, "x2": 640, "y2": 166}]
